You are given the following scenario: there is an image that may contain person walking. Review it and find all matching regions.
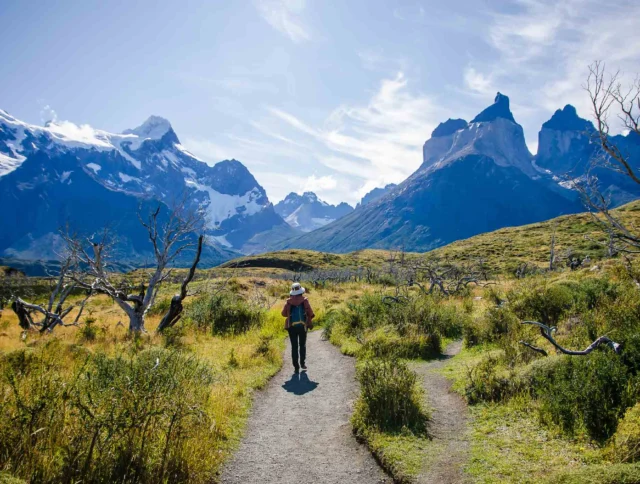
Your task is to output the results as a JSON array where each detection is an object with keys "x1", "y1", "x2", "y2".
[{"x1": 281, "y1": 282, "x2": 315, "y2": 373}]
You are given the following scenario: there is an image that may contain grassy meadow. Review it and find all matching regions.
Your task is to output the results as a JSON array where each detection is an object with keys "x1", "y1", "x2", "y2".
[{"x1": 3, "y1": 202, "x2": 640, "y2": 482}]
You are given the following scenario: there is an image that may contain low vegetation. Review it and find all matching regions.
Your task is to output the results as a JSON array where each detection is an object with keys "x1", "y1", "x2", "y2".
[{"x1": 0, "y1": 278, "x2": 285, "y2": 483}]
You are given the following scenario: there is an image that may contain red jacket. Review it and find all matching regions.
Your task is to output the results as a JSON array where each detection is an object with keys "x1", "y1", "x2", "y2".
[{"x1": 281, "y1": 295, "x2": 315, "y2": 329}]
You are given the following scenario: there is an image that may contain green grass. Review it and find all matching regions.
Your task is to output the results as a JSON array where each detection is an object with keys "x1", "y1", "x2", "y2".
[{"x1": 359, "y1": 430, "x2": 442, "y2": 484}]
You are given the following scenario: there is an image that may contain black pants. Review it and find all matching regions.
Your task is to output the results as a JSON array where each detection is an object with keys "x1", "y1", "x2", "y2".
[{"x1": 288, "y1": 324, "x2": 307, "y2": 369}]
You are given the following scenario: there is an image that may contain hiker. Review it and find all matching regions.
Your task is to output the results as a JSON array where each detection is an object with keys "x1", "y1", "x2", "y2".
[{"x1": 281, "y1": 282, "x2": 315, "y2": 373}]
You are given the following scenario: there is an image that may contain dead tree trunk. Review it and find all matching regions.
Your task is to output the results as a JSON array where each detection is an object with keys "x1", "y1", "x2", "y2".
[{"x1": 156, "y1": 235, "x2": 203, "y2": 332}]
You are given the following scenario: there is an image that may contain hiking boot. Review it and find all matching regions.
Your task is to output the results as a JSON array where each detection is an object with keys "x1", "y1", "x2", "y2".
[
  {"x1": 294, "y1": 366, "x2": 300, "y2": 374},
  {"x1": 301, "y1": 364, "x2": 307, "y2": 370}
]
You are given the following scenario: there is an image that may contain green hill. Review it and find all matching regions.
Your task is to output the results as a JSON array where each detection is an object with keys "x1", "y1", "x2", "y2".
[{"x1": 221, "y1": 201, "x2": 640, "y2": 275}]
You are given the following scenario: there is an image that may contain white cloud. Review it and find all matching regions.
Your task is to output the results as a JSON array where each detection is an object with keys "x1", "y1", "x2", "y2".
[
  {"x1": 40, "y1": 104, "x2": 57, "y2": 124},
  {"x1": 255, "y1": 0, "x2": 311, "y2": 43},
  {"x1": 303, "y1": 175, "x2": 337, "y2": 192},
  {"x1": 464, "y1": 67, "x2": 494, "y2": 96}
]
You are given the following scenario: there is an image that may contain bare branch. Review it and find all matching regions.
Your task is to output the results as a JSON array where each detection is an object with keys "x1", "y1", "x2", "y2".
[{"x1": 521, "y1": 320, "x2": 621, "y2": 356}]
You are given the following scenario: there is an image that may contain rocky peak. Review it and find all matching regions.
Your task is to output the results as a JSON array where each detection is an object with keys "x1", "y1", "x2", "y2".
[
  {"x1": 541, "y1": 105, "x2": 593, "y2": 132},
  {"x1": 431, "y1": 118, "x2": 468, "y2": 138},
  {"x1": 471, "y1": 92, "x2": 515, "y2": 124},
  {"x1": 123, "y1": 116, "x2": 179, "y2": 145}
]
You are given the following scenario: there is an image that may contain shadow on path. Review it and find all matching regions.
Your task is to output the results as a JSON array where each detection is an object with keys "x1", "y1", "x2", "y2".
[{"x1": 282, "y1": 371, "x2": 319, "y2": 395}]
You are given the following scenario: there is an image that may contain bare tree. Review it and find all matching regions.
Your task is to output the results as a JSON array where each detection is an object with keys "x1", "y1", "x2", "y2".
[
  {"x1": 10, "y1": 256, "x2": 92, "y2": 332},
  {"x1": 575, "y1": 62, "x2": 640, "y2": 254},
  {"x1": 66, "y1": 202, "x2": 205, "y2": 332}
]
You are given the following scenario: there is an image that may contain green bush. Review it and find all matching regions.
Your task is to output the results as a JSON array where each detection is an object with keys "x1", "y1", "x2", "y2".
[
  {"x1": 465, "y1": 355, "x2": 518, "y2": 404},
  {"x1": 509, "y1": 281, "x2": 575, "y2": 326},
  {"x1": 359, "y1": 327, "x2": 441, "y2": 360},
  {"x1": 609, "y1": 402, "x2": 640, "y2": 463},
  {"x1": 352, "y1": 356, "x2": 429, "y2": 435},
  {"x1": 532, "y1": 352, "x2": 637, "y2": 441},
  {"x1": 187, "y1": 292, "x2": 264, "y2": 334}
]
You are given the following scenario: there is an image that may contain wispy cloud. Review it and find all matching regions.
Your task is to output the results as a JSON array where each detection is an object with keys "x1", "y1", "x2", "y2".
[
  {"x1": 255, "y1": 0, "x2": 311, "y2": 43},
  {"x1": 259, "y1": 73, "x2": 447, "y2": 199},
  {"x1": 466, "y1": 0, "x2": 640, "y2": 140}
]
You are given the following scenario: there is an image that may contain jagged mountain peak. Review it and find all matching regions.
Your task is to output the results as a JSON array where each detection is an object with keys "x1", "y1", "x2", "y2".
[
  {"x1": 542, "y1": 105, "x2": 593, "y2": 132},
  {"x1": 274, "y1": 191, "x2": 353, "y2": 232},
  {"x1": 471, "y1": 92, "x2": 515, "y2": 124},
  {"x1": 123, "y1": 115, "x2": 173, "y2": 140},
  {"x1": 431, "y1": 118, "x2": 468, "y2": 138}
]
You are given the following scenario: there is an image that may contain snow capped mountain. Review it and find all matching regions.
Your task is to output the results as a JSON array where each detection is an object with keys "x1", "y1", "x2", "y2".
[
  {"x1": 274, "y1": 192, "x2": 353, "y2": 232},
  {"x1": 279, "y1": 93, "x2": 584, "y2": 253},
  {"x1": 0, "y1": 110, "x2": 289, "y2": 268}
]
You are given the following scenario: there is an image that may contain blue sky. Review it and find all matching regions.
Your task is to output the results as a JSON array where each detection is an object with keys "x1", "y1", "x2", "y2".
[{"x1": 1, "y1": 0, "x2": 639, "y2": 205}]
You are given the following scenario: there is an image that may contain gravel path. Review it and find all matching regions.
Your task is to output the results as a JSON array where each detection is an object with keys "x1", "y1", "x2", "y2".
[
  {"x1": 413, "y1": 340, "x2": 470, "y2": 484},
  {"x1": 220, "y1": 330, "x2": 390, "y2": 484}
]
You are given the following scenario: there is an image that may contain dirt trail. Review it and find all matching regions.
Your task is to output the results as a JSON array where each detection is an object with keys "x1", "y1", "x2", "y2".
[
  {"x1": 413, "y1": 340, "x2": 470, "y2": 484},
  {"x1": 220, "y1": 330, "x2": 390, "y2": 484}
]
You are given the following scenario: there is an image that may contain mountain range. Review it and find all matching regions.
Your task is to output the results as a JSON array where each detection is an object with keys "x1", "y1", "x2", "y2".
[
  {"x1": 278, "y1": 93, "x2": 640, "y2": 253},
  {"x1": 0, "y1": 110, "x2": 290, "y2": 270},
  {"x1": 2, "y1": 92, "x2": 639, "y2": 272}
]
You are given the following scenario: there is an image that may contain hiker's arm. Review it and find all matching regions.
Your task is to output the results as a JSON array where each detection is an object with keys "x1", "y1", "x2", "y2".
[
  {"x1": 305, "y1": 300, "x2": 315, "y2": 321},
  {"x1": 281, "y1": 302, "x2": 290, "y2": 329},
  {"x1": 281, "y1": 302, "x2": 290, "y2": 317}
]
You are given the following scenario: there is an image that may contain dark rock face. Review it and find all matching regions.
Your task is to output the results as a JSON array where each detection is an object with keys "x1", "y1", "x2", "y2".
[
  {"x1": 535, "y1": 105, "x2": 640, "y2": 207},
  {"x1": 471, "y1": 92, "x2": 515, "y2": 123},
  {"x1": 431, "y1": 119, "x2": 468, "y2": 138}
]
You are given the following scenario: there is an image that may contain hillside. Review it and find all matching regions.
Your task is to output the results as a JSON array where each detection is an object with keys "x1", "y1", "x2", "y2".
[{"x1": 221, "y1": 201, "x2": 640, "y2": 274}]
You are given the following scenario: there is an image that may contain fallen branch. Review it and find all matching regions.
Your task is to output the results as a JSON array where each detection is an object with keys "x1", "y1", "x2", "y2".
[
  {"x1": 520, "y1": 320, "x2": 621, "y2": 356},
  {"x1": 518, "y1": 341, "x2": 548, "y2": 356}
]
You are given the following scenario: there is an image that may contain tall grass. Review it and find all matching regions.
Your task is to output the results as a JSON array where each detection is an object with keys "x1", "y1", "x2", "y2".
[
  {"x1": 352, "y1": 356, "x2": 429, "y2": 435},
  {"x1": 0, "y1": 342, "x2": 220, "y2": 482}
]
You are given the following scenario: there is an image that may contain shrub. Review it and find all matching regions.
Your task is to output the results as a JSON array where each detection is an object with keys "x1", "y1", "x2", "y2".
[
  {"x1": 0, "y1": 345, "x2": 219, "y2": 483},
  {"x1": 78, "y1": 316, "x2": 99, "y2": 342},
  {"x1": 352, "y1": 356, "x2": 429, "y2": 435},
  {"x1": 187, "y1": 293, "x2": 264, "y2": 334},
  {"x1": 608, "y1": 402, "x2": 640, "y2": 463},
  {"x1": 509, "y1": 281, "x2": 575, "y2": 326},
  {"x1": 465, "y1": 355, "x2": 518, "y2": 404},
  {"x1": 359, "y1": 327, "x2": 441, "y2": 360},
  {"x1": 532, "y1": 352, "x2": 637, "y2": 441}
]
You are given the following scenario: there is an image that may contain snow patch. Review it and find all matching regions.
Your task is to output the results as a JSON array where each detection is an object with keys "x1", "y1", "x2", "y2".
[
  {"x1": 186, "y1": 180, "x2": 264, "y2": 225},
  {"x1": 118, "y1": 172, "x2": 141, "y2": 184},
  {"x1": 86, "y1": 163, "x2": 101, "y2": 173},
  {"x1": 0, "y1": 151, "x2": 26, "y2": 177},
  {"x1": 59, "y1": 171, "x2": 72, "y2": 183}
]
